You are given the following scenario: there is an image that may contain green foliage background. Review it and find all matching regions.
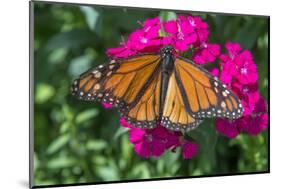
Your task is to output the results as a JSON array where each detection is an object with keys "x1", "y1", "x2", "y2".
[{"x1": 33, "y1": 2, "x2": 269, "y2": 186}]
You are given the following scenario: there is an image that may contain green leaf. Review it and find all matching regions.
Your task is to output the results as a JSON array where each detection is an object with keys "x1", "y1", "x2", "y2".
[
  {"x1": 68, "y1": 54, "x2": 95, "y2": 76},
  {"x1": 170, "y1": 163, "x2": 180, "y2": 174},
  {"x1": 62, "y1": 104, "x2": 74, "y2": 122},
  {"x1": 163, "y1": 149, "x2": 180, "y2": 170},
  {"x1": 48, "y1": 48, "x2": 68, "y2": 64},
  {"x1": 47, "y1": 156, "x2": 76, "y2": 169},
  {"x1": 121, "y1": 134, "x2": 132, "y2": 161},
  {"x1": 33, "y1": 153, "x2": 39, "y2": 172},
  {"x1": 159, "y1": 11, "x2": 177, "y2": 21},
  {"x1": 46, "y1": 29, "x2": 96, "y2": 51},
  {"x1": 76, "y1": 109, "x2": 99, "y2": 124},
  {"x1": 156, "y1": 159, "x2": 165, "y2": 174},
  {"x1": 236, "y1": 21, "x2": 262, "y2": 49},
  {"x1": 80, "y1": 6, "x2": 99, "y2": 31},
  {"x1": 35, "y1": 83, "x2": 55, "y2": 104},
  {"x1": 47, "y1": 134, "x2": 70, "y2": 155},
  {"x1": 92, "y1": 155, "x2": 107, "y2": 165},
  {"x1": 86, "y1": 139, "x2": 107, "y2": 151},
  {"x1": 96, "y1": 162, "x2": 119, "y2": 181},
  {"x1": 113, "y1": 126, "x2": 129, "y2": 141},
  {"x1": 60, "y1": 122, "x2": 71, "y2": 133},
  {"x1": 191, "y1": 169, "x2": 203, "y2": 176},
  {"x1": 131, "y1": 163, "x2": 151, "y2": 179}
]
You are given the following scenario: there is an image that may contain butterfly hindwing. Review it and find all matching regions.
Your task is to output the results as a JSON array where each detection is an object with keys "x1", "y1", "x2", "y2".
[
  {"x1": 174, "y1": 57, "x2": 243, "y2": 119},
  {"x1": 122, "y1": 68, "x2": 161, "y2": 129},
  {"x1": 161, "y1": 72, "x2": 203, "y2": 132}
]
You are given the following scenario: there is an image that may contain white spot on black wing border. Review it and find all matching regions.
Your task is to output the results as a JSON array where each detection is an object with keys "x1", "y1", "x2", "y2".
[
  {"x1": 70, "y1": 58, "x2": 121, "y2": 101},
  {"x1": 121, "y1": 112, "x2": 158, "y2": 130},
  {"x1": 160, "y1": 117, "x2": 203, "y2": 132}
]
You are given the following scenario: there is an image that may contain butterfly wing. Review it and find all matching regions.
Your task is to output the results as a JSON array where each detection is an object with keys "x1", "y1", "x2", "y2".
[
  {"x1": 123, "y1": 68, "x2": 161, "y2": 129},
  {"x1": 174, "y1": 57, "x2": 243, "y2": 120},
  {"x1": 71, "y1": 54, "x2": 162, "y2": 129},
  {"x1": 161, "y1": 72, "x2": 203, "y2": 132}
]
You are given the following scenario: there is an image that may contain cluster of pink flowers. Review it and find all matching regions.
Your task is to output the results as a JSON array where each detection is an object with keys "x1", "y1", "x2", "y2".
[
  {"x1": 215, "y1": 42, "x2": 268, "y2": 138},
  {"x1": 119, "y1": 118, "x2": 198, "y2": 159},
  {"x1": 104, "y1": 15, "x2": 268, "y2": 159}
]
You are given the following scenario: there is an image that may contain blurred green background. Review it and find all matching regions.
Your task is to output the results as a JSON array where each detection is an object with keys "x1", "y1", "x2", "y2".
[{"x1": 33, "y1": 1, "x2": 269, "y2": 186}]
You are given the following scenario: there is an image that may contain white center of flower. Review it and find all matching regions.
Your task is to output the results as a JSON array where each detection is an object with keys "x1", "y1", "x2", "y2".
[
  {"x1": 162, "y1": 138, "x2": 168, "y2": 143},
  {"x1": 140, "y1": 37, "x2": 148, "y2": 44},
  {"x1": 240, "y1": 67, "x2": 248, "y2": 74},
  {"x1": 189, "y1": 18, "x2": 196, "y2": 26},
  {"x1": 202, "y1": 42, "x2": 208, "y2": 48},
  {"x1": 243, "y1": 86, "x2": 249, "y2": 93},
  {"x1": 177, "y1": 32, "x2": 184, "y2": 40},
  {"x1": 145, "y1": 133, "x2": 153, "y2": 142}
]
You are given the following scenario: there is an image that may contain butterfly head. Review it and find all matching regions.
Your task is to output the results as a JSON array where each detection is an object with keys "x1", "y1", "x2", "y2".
[{"x1": 160, "y1": 45, "x2": 175, "y2": 58}]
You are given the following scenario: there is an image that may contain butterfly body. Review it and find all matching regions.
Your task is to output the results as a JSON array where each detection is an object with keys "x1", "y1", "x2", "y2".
[
  {"x1": 160, "y1": 46, "x2": 175, "y2": 116},
  {"x1": 71, "y1": 46, "x2": 243, "y2": 132}
]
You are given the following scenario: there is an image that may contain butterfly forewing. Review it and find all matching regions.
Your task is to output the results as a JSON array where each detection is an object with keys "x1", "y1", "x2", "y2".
[
  {"x1": 71, "y1": 54, "x2": 162, "y2": 126},
  {"x1": 174, "y1": 57, "x2": 243, "y2": 119},
  {"x1": 123, "y1": 68, "x2": 161, "y2": 129}
]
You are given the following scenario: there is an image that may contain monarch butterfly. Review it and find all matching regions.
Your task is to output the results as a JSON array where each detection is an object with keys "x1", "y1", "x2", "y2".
[{"x1": 71, "y1": 45, "x2": 243, "y2": 132}]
